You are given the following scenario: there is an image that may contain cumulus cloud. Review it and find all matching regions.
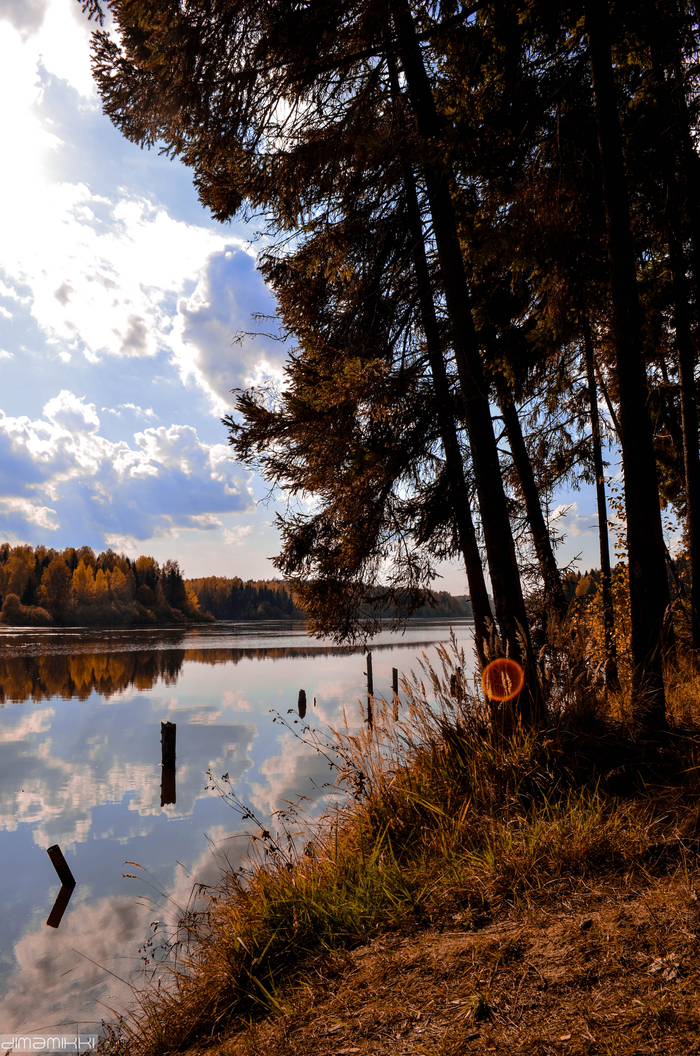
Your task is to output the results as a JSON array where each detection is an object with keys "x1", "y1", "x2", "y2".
[
  {"x1": 172, "y1": 248, "x2": 288, "y2": 410},
  {"x1": 1, "y1": 181, "x2": 236, "y2": 367},
  {"x1": 0, "y1": 393, "x2": 254, "y2": 544},
  {"x1": 44, "y1": 389, "x2": 100, "y2": 433},
  {"x1": 1, "y1": 2, "x2": 293, "y2": 429},
  {"x1": 224, "y1": 525, "x2": 253, "y2": 546},
  {"x1": 551, "y1": 501, "x2": 600, "y2": 539}
]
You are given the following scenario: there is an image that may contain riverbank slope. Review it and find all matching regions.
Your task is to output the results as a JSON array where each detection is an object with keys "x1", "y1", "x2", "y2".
[{"x1": 104, "y1": 643, "x2": 700, "y2": 1056}]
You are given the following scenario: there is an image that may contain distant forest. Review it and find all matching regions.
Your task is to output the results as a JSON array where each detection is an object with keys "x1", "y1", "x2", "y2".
[
  {"x1": 0, "y1": 542, "x2": 477, "y2": 628},
  {"x1": 0, "y1": 543, "x2": 204, "y2": 627},
  {"x1": 186, "y1": 576, "x2": 304, "y2": 621},
  {"x1": 185, "y1": 575, "x2": 474, "y2": 622}
]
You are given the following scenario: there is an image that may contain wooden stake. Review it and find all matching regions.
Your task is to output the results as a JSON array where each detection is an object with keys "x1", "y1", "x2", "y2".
[
  {"x1": 392, "y1": 667, "x2": 399, "y2": 721},
  {"x1": 366, "y1": 652, "x2": 374, "y2": 728},
  {"x1": 47, "y1": 844, "x2": 76, "y2": 889},
  {"x1": 298, "y1": 689, "x2": 307, "y2": 719},
  {"x1": 161, "y1": 721, "x2": 176, "y2": 769}
]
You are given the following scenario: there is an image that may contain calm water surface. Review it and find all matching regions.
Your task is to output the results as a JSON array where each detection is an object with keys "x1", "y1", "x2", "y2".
[{"x1": 0, "y1": 620, "x2": 474, "y2": 1034}]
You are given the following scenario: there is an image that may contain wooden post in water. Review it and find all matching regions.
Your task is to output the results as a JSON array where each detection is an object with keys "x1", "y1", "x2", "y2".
[
  {"x1": 392, "y1": 667, "x2": 399, "y2": 721},
  {"x1": 366, "y1": 651, "x2": 374, "y2": 728},
  {"x1": 46, "y1": 844, "x2": 76, "y2": 929},
  {"x1": 298, "y1": 689, "x2": 307, "y2": 719},
  {"x1": 161, "y1": 721, "x2": 176, "y2": 769},
  {"x1": 161, "y1": 721, "x2": 176, "y2": 807},
  {"x1": 47, "y1": 844, "x2": 76, "y2": 889}
]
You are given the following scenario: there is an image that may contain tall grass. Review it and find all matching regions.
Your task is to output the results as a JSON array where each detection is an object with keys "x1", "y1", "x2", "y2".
[{"x1": 103, "y1": 635, "x2": 700, "y2": 1056}]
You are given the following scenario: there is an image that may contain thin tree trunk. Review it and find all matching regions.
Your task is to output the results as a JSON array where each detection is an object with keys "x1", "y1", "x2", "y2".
[
  {"x1": 400, "y1": 142, "x2": 492, "y2": 665},
  {"x1": 667, "y1": 223, "x2": 700, "y2": 645},
  {"x1": 584, "y1": 322, "x2": 619, "y2": 688},
  {"x1": 585, "y1": 0, "x2": 670, "y2": 729},
  {"x1": 497, "y1": 388, "x2": 568, "y2": 621},
  {"x1": 391, "y1": 0, "x2": 543, "y2": 724},
  {"x1": 665, "y1": 8, "x2": 700, "y2": 332}
]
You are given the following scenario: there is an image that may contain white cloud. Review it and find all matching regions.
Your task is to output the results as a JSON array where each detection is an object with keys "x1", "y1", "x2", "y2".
[
  {"x1": 172, "y1": 248, "x2": 287, "y2": 411},
  {"x1": 119, "y1": 403, "x2": 158, "y2": 420},
  {"x1": 222, "y1": 690, "x2": 252, "y2": 711},
  {"x1": 224, "y1": 525, "x2": 253, "y2": 546},
  {"x1": 44, "y1": 389, "x2": 100, "y2": 432},
  {"x1": 2, "y1": 182, "x2": 234, "y2": 367},
  {"x1": 0, "y1": 496, "x2": 59, "y2": 530},
  {"x1": 551, "y1": 501, "x2": 599, "y2": 539},
  {"x1": 0, "y1": 394, "x2": 254, "y2": 543}
]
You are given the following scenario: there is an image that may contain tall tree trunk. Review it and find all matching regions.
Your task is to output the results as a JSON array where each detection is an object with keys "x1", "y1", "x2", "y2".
[
  {"x1": 584, "y1": 322, "x2": 619, "y2": 688},
  {"x1": 649, "y1": 18, "x2": 700, "y2": 645},
  {"x1": 664, "y1": 6, "x2": 700, "y2": 331},
  {"x1": 496, "y1": 387, "x2": 568, "y2": 621},
  {"x1": 391, "y1": 0, "x2": 544, "y2": 724},
  {"x1": 400, "y1": 144, "x2": 492, "y2": 665},
  {"x1": 667, "y1": 222, "x2": 700, "y2": 645},
  {"x1": 585, "y1": 0, "x2": 670, "y2": 729}
]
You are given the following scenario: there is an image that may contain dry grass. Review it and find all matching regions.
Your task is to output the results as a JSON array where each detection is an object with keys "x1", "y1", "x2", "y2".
[
  {"x1": 100, "y1": 637, "x2": 700, "y2": 1056},
  {"x1": 185, "y1": 874, "x2": 700, "y2": 1056}
]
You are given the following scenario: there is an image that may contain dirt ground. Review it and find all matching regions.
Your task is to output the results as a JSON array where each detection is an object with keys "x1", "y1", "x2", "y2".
[{"x1": 197, "y1": 874, "x2": 700, "y2": 1056}]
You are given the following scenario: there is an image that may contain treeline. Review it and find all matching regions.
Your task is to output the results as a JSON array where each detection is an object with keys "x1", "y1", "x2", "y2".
[
  {"x1": 363, "y1": 588, "x2": 474, "y2": 620},
  {"x1": 185, "y1": 576, "x2": 305, "y2": 620},
  {"x1": 0, "y1": 543, "x2": 206, "y2": 627},
  {"x1": 185, "y1": 576, "x2": 474, "y2": 621}
]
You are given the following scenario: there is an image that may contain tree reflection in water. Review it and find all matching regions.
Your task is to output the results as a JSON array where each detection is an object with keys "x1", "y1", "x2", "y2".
[{"x1": 0, "y1": 645, "x2": 354, "y2": 703}]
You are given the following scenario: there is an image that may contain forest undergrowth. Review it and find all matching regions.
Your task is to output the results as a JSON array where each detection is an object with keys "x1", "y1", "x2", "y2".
[{"x1": 100, "y1": 608, "x2": 700, "y2": 1056}]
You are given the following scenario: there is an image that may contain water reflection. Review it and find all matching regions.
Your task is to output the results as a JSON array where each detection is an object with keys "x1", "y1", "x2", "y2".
[
  {"x1": 0, "y1": 633, "x2": 471, "y2": 704},
  {"x1": 0, "y1": 620, "x2": 475, "y2": 1033},
  {"x1": 46, "y1": 883, "x2": 74, "y2": 929}
]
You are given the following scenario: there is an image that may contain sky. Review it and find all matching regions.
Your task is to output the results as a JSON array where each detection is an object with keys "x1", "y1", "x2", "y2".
[{"x1": 0, "y1": 0, "x2": 606, "y2": 591}]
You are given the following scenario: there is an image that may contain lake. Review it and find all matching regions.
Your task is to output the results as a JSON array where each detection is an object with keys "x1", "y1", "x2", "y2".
[{"x1": 0, "y1": 619, "x2": 475, "y2": 1036}]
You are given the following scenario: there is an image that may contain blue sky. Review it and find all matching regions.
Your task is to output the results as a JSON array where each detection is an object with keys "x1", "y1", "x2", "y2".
[{"x1": 0, "y1": 0, "x2": 605, "y2": 589}]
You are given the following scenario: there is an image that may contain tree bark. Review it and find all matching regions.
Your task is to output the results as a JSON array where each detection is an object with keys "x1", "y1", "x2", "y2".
[
  {"x1": 391, "y1": 0, "x2": 544, "y2": 724},
  {"x1": 584, "y1": 322, "x2": 619, "y2": 688},
  {"x1": 585, "y1": 0, "x2": 670, "y2": 729},
  {"x1": 400, "y1": 151, "x2": 492, "y2": 666},
  {"x1": 497, "y1": 388, "x2": 568, "y2": 621},
  {"x1": 649, "y1": 15, "x2": 700, "y2": 646},
  {"x1": 667, "y1": 222, "x2": 700, "y2": 645}
]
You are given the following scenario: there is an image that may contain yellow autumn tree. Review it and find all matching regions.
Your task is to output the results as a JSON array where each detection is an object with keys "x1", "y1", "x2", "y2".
[
  {"x1": 94, "y1": 567, "x2": 110, "y2": 601},
  {"x1": 37, "y1": 556, "x2": 72, "y2": 617},
  {"x1": 72, "y1": 560, "x2": 96, "y2": 605}
]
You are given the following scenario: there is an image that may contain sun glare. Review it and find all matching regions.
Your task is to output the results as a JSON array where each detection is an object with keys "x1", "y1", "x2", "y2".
[{"x1": 481, "y1": 658, "x2": 525, "y2": 702}]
